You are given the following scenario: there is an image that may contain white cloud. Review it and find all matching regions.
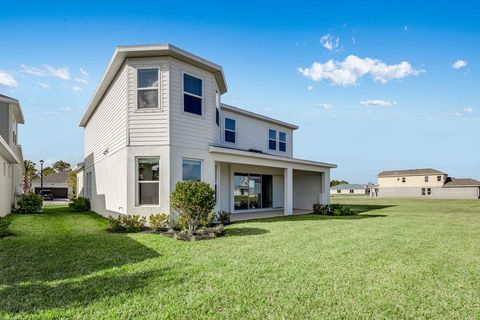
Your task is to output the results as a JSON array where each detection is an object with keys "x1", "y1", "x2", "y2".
[
  {"x1": 307, "y1": 85, "x2": 313, "y2": 91},
  {"x1": 20, "y1": 64, "x2": 70, "y2": 80},
  {"x1": 451, "y1": 59, "x2": 467, "y2": 70},
  {"x1": 44, "y1": 111, "x2": 60, "y2": 115},
  {"x1": 316, "y1": 103, "x2": 332, "y2": 110},
  {"x1": 72, "y1": 85, "x2": 83, "y2": 92},
  {"x1": 320, "y1": 34, "x2": 340, "y2": 51},
  {"x1": 462, "y1": 107, "x2": 474, "y2": 113},
  {"x1": 0, "y1": 70, "x2": 18, "y2": 87},
  {"x1": 62, "y1": 106, "x2": 72, "y2": 112},
  {"x1": 75, "y1": 68, "x2": 89, "y2": 84},
  {"x1": 360, "y1": 99, "x2": 396, "y2": 107},
  {"x1": 441, "y1": 112, "x2": 463, "y2": 117},
  {"x1": 37, "y1": 82, "x2": 50, "y2": 88},
  {"x1": 298, "y1": 55, "x2": 424, "y2": 86}
]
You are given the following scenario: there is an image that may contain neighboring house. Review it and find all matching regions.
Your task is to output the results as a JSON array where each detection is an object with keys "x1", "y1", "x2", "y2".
[
  {"x1": 374, "y1": 168, "x2": 480, "y2": 199},
  {"x1": 0, "y1": 94, "x2": 24, "y2": 216},
  {"x1": 76, "y1": 44, "x2": 336, "y2": 218},
  {"x1": 330, "y1": 184, "x2": 370, "y2": 196},
  {"x1": 31, "y1": 170, "x2": 72, "y2": 199}
]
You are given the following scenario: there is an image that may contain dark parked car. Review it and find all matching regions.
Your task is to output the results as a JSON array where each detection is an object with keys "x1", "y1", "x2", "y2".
[{"x1": 39, "y1": 190, "x2": 54, "y2": 201}]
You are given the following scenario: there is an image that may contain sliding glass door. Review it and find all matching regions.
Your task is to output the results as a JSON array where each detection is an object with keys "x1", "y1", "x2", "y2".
[{"x1": 234, "y1": 173, "x2": 273, "y2": 211}]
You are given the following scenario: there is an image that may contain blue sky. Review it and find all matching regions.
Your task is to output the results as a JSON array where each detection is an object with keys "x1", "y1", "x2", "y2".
[{"x1": 0, "y1": 1, "x2": 479, "y2": 182}]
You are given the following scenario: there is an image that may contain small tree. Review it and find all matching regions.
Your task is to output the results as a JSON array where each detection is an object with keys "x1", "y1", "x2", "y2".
[
  {"x1": 53, "y1": 160, "x2": 71, "y2": 172},
  {"x1": 41, "y1": 166, "x2": 55, "y2": 176},
  {"x1": 171, "y1": 181, "x2": 215, "y2": 235},
  {"x1": 23, "y1": 160, "x2": 38, "y2": 193},
  {"x1": 67, "y1": 171, "x2": 77, "y2": 198}
]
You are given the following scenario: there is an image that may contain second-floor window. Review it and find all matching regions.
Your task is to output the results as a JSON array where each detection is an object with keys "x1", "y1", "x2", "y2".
[
  {"x1": 137, "y1": 68, "x2": 159, "y2": 109},
  {"x1": 184, "y1": 73, "x2": 202, "y2": 116},
  {"x1": 279, "y1": 131, "x2": 286, "y2": 152},
  {"x1": 224, "y1": 117, "x2": 236, "y2": 143},
  {"x1": 269, "y1": 129, "x2": 277, "y2": 150},
  {"x1": 402, "y1": 177, "x2": 406, "y2": 183},
  {"x1": 216, "y1": 91, "x2": 220, "y2": 126},
  {"x1": 425, "y1": 176, "x2": 429, "y2": 182},
  {"x1": 437, "y1": 175, "x2": 442, "y2": 182}
]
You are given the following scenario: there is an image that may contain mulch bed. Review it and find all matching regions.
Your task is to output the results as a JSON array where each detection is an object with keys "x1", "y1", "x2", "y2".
[{"x1": 162, "y1": 226, "x2": 225, "y2": 241}]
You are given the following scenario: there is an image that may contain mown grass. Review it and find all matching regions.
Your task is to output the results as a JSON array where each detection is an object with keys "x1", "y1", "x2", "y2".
[{"x1": 0, "y1": 199, "x2": 479, "y2": 319}]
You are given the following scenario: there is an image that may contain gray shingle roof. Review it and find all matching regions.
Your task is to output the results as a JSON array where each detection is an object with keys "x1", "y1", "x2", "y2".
[
  {"x1": 330, "y1": 184, "x2": 367, "y2": 190},
  {"x1": 32, "y1": 170, "x2": 70, "y2": 183},
  {"x1": 378, "y1": 168, "x2": 445, "y2": 178},
  {"x1": 443, "y1": 178, "x2": 480, "y2": 188}
]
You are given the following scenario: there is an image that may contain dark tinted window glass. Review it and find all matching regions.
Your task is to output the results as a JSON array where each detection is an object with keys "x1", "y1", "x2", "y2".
[
  {"x1": 225, "y1": 130, "x2": 235, "y2": 143},
  {"x1": 279, "y1": 131, "x2": 286, "y2": 142},
  {"x1": 184, "y1": 73, "x2": 202, "y2": 96},
  {"x1": 279, "y1": 142, "x2": 286, "y2": 152},
  {"x1": 184, "y1": 94, "x2": 202, "y2": 115},
  {"x1": 269, "y1": 129, "x2": 276, "y2": 140},
  {"x1": 269, "y1": 139, "x2": 276, "y2": 150},
  {"x1": 216, "y1": 108, "x2": 219, "y2": 126},
  {"x1": 225, "y1": 118, "x2": 235, "y2": 131}
]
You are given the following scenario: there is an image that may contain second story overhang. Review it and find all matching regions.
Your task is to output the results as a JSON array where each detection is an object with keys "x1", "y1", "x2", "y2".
[{"x1": 79, "y1": 44, "x2": 228, "y2": 127}]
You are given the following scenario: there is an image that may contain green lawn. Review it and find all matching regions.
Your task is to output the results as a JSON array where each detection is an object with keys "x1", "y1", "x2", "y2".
[{"x1": 1, "y1": 199, "x2": 479, "y2": 319}]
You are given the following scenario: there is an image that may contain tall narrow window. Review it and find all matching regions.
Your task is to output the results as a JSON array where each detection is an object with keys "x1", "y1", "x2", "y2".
[
  {"x1": 85, "y1": 172, "x2": 92, "y2": 199},
  {"x1": 402, "y1": 177, "x2": 406, "y2": 183},
  {"x1": 182, "y1": 159, "x2": 202, "y2": 181},
  {"x1": 424, "y1": 176, "x2": 429, "y2": 182},
  {"x1": 437, "y1": 175, "x2": 442, "y2": 182},
  {"x1": 269, "y1": 129, "x2": 277, "y2": 150},
  {"x1": 279, "y1": 131, "x2": 287, "y2": 152},
  {"x1": 427, "y1": 188, "x2": 432, "y2": 195},
  {"x1": 215, "y1": 91, "x2": 220, "y2": 126},
  {"x1": 224, "y1": 117, "x2": 236, "y2": 143},
  {"x1": 137, "y1": 69, "x2": 159, "y2": 108},
  {"x1": 137, "y1": 158, "x2": 160, "y2": 205},
  {"x1": 184, "y1": 73, "x2": 202, "y2": 115},
  {"x1": 421, "y1": 188, "x2": 426, "y2": 195}
]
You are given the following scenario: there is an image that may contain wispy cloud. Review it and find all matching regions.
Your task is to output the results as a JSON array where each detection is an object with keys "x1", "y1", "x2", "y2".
[
  {"x1": 0, "y1": 70, "x2": 18, "y2": 88},
  {"x1": 298, "y1": 55, "x2": 424, "y2": 86},
  {"x1": 72, "y1": 85, "x2": 83, "y2": 92},
  {"x1": 61, "y1": 106, "x2": 72, "y2": 112},
  {"x1": 316, "y1": 103, "x2": 333, "y2": 110},
  {"x1": 360, "y1": 99, "x2": 396, "y2": 107},
  {"x1": 37, "y1": 82, "x2": 50, "y2": 89},
  {"x1": 451, "y1": 59, "x2": 467, "y2": 70},
  {"x1": 307, "y1": 85, "x2": 313, "y2": 91},
  {"x1": 320, "y1": 34, "x2": 340, "y2": 51},
  {"x1": 75, "y1": 68, "x2": 89, "y2": 84},
  {"x1": 462, "y1": 107, "x2": 474, "y2": 113},
  {"x1": 20, "y1": 64, "x2": 70, "y2": 80}
]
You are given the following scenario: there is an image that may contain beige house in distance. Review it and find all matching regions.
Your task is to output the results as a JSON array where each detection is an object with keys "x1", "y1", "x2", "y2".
[{"x1": 373, "y1": 168, "x2": 480, "y2": 199}]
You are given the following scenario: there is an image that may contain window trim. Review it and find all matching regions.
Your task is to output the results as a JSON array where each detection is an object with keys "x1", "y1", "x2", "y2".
[
  {"x1": 135, "y1": 156, "x2": 161, "y2": 207},
  {"x1": 278, "y1": 131, "x2": 287, "y2": 152},
  {"x1": 181, "y1": 158, "x2": 203, "y2": 182},
  {"x1": 215, "y1": 90, "x2": 220, "y2": 126},
  {"x1": 136, "y1": 67, "x2": 161, "y2": 110},
  {"x1": 437, "y1": 175, "x2": 442, "y2": 182},
  {"x1": 182, "y1": 71, "x2": 204, "y2": 117},
  {"x1": 268, "y1": 128, "x2": 277, "y2": 151},
  {"x1": 223, "y1": 116, "x2": 237, "y2": 144},
  {"x1": 425, "y1": 176, "x2": 429, "y2": 182}
]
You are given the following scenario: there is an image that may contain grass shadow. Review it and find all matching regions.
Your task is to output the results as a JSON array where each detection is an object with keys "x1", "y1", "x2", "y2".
[
  {"x1": 344, "y1": 204, "x2": 396, "y2": 214},
  {"x1": 0, "y1": 268, "x2": 178, "y2": 314},
  {"x1": 238, "y1": 214, "x2": 387, "y2": 224},
  {"x1": 224, "y1": 226, "x2": 269, "y2": 237}
]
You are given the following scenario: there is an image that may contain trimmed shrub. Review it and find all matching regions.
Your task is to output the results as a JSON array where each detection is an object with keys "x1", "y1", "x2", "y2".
[
  {"x1": 312, "y1": 203, "x2": 356, "y2": 216},
  {"x1": 216, "y1": 211, "x2": 231, "y2": 225},
  {"x1": 107, "y1": 214, "x2": 146, "y2": 233},
  {"x1": 171, "y1": 181, "x2": 216, "y2": 235},
  {"x1": 69, "y1": 196, "x2": 91, "y2": 212},
  {"x1": 0, "y1": 217, "x2": 12, "y2": 237},
  {"x1": 149, "y1": 213, "x2": 169, "y2": 232},
  {"x1": 17, "y1": 192, "x2": 43, "y2": 214}
]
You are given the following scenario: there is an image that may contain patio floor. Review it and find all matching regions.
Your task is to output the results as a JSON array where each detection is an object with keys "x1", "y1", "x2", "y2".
[{"x1": 230, "y1": 209, "x2": 312, "y2": 222}]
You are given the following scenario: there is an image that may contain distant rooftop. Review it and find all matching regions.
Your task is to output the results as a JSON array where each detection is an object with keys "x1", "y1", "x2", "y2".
[
  {"x1": 330, "y1": 184, "x2": 368, "y2": 190},
  {"x1": 33, "y1": 170, "x2": 70, "y2": 184},
  {"x1": 378, "y1": 168, "x2": 446, "y2": 178},
  {"x1": 443, "y1": 178, "x2": 480, "y2": 188}
]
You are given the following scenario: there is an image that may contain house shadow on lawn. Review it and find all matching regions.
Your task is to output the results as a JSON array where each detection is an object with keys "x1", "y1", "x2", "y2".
[
  {"x1": 0, "y1": 268, "x2": 178, "y2": 314},
  {"x1": 224, "y1": 226, "x2": 269, "y2": 237}
]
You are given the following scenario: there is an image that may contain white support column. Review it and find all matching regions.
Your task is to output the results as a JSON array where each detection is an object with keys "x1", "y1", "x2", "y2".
[
  {"x1": 284, "y1": 167, "x2": 293, "y2": 215},
  {"x1": 321, "y1": 170, "x2": 330, "y2": 204}
]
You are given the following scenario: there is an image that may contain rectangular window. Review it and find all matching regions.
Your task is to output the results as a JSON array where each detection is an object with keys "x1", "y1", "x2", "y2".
[
  {"x1": 437, "y1": 175, "x2": 442, "y2": 182},
  {"x1": 137, "y1": 158, "x2": 160, "y2": 205},
  {"x1": 268, "y1": 129, "x2": 276, "y2": 150},
  {"x1": 85, "y1": 172, "x2": 92, "y2": 199},
  {"x1": 183, "y1": 73, "x2": 202, "y2": 115},
  {"x1": 425, "y1": 176, "x2": 429, "y2": 182},
  {"x1": 427, "y1": 188, "x2": 431, "y2": 195},
  {"x1": 337, "y1": 189, "x2": 341, "y2": 194},
  {"x1": 224, "y1": 117, "x2": 236, "y2": 143},
  {"x1": 402, "y1": 177, "x2": 406, "y2": 183},
  {"x1": 279, "y1": 131, "x2": 287, "y2": 152},
  {"x1": 422, "y1": 188, "x2": 426, "y2": 195},
  {"x1": 137, "y1": 69, "x2": 159, "y2": 109},
  {"x1": 182, "y1": 159, "x2": 202, "y2": 181},
  {"x1": 350, "y1": 189, "x2": 354, "y2": 194},
  {"x1": 216, "y1": 91, "x2": 220, "y2": 126}
]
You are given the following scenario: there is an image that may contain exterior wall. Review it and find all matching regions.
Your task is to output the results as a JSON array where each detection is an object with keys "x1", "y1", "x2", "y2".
[
  {"x1": 84, "y1": 64, "x2": 128, "y2": 168},
  {"x1": 76, "y1": 170, "x2": 84, "y2": 197},
  {"x1": 330, "y1": 188, "x2": 367, "y2": 195},
  {"x1": 378, "y1": 174, "x2": 447, "y2": 188},
  {"x1": 0, "y1": 154, "x2": 14, "y2": 216},
  {"x1": 220, "y1": 109, "x2": 293, "y2": 157},
  {"x1": 378, "y1": 186, "x2": 479, "y2": 199},
  {"x1": 0, "y1": 102, "x2": 8, "y2": 143},
  {"x1": 293, "y1": 171, "x2": 322, "y2": 210},
  {"x1": 127, "y1": 58, "x2": 170, "y2": 146}
]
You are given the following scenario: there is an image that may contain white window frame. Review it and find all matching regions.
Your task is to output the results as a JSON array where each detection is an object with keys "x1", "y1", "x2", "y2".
[
  {"x1": 268, "y1": 128, "x2": 277, "y2": 151},
  {"x1": 85, "y1": 172, "x2": 92, "y2": 199},
  {"x1": 223, "y1": 116, "x2": 236, "y2": 144},
  {"x1": 182, "y1": 71, "x2": 204, "y2": 117},
  {"x1": 181, "y1": 158, "x2": 203, "y2": 182},
  {"x1": 136, "y1": 157, "x2": 161, "y2": 207},
  {"x1": 278, "y1": 131, "x2": 287, "y2": 152},
  {"x1": 136, "y1": 67, "x2": 160, "y2": 110}
]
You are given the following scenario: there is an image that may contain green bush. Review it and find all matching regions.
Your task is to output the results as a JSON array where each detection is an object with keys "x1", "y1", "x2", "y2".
[
  {"x1": 69, "y1": 196, "x2": 91, "y2": 212},
  {"x1": 171, "y1": 181, "x2": 216, "y2": 235},
  {"x1": 149, "y1": 213, "x2": 169, "y2": 232},
  {"x1": 0, "y1": 217, "x2": 12, "y2": 237},
  {"x1": 216, "y1": 211, "x2": 231, "y2": 224},
  {"x1": 17, "y1": 192, "x2": 43, "y2": 214},
  {"x1": 312, "y1": 203, "x2": 356, "y2": 216},
  {"x1": 107, "y1": 214, "x2": 146, "y2": 233}
]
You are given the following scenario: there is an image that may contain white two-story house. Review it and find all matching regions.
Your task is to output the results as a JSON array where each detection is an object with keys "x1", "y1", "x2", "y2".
[
  {"x1": 76, "y1": 44, "x2": 336, "y2": 218},
  {"x1": 0, "y1": 94, "x2": 24, "y2": 216}
]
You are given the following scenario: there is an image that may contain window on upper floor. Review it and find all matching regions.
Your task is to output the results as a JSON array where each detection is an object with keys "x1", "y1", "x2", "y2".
[
  {"x1": 425, "y1": 176, "x2": 429, "y2": 182},
  {"x1": 183, "y1": 73, "x2": 202, "y2": 116},
  {"x1": 137, "y1": 68, "x2": 159, "y2": 109},
  {"x1": 268, "y1": 129, "x2": 277, "y2": 150},
  {"x1": 182, "y1": 159, "x2": 202, "y2": 182},
  {"x1": 437, "y1": 175, "x2": 442, "y2": 182},
  {"x1": 215, "y1": 91, "x2": 220, "y2": 126},
  {"x1": 279, "y1": 131, "x2": 286, "y2": 152},
  {"x1": 402, "y1": 177, "x2": 406, "y2": 183},
  {"x1": 224, "y1": 117, "x2": 236, "y2": 143}
]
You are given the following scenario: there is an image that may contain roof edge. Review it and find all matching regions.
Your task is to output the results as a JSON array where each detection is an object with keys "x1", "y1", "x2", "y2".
[{"x1": 221, "y1": 103, "x2": 299, "y2": 130}]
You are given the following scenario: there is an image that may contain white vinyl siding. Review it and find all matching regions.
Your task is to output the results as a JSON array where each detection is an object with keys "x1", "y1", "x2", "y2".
[{"x1": 84, "y1": 64, "x2": 128, "y2": 167}]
